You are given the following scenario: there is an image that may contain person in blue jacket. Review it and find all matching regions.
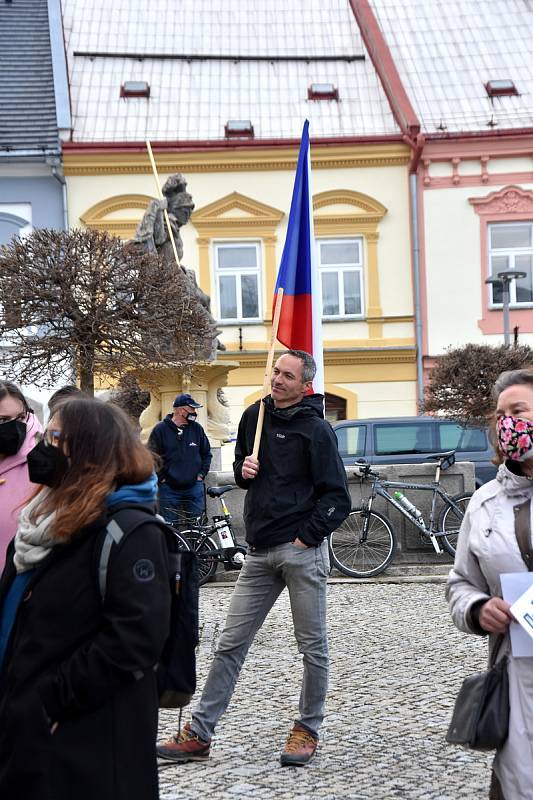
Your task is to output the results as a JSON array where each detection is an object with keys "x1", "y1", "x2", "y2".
[{"x1": 148, "y1": 393, "x2": 212, "y2": 523}]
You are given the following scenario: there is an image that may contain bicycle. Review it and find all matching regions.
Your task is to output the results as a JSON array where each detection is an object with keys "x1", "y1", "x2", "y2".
[
  {"x1": 158, "y1": 522, "x2": 191, "y2": 554},
  {"x1": 166, "y1": 484, "x2": 246, "y2": 586},
  {"x1": 328, "y1": 450, "x2": 472, "y2": 578}
]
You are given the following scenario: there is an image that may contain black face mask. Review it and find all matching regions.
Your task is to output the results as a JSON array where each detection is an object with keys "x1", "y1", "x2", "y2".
[
  {"x1": 186, "y1": 412, "x2": 197, "y2": 422},
  {"x1": 0, "y1": 419, "x2": 27, "y2": 455},
  {"x1": 27, "y1": 440, "x2": 69, "y2": 488}
]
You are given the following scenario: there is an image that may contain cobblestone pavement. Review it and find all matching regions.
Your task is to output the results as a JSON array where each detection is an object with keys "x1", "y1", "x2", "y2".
[{"x1": 158, "y1": 583, "x2": 493, "y2": 800}]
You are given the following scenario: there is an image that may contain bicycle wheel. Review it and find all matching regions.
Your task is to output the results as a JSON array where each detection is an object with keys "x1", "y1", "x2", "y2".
[
  {"x1": 329, "y1": 508, "x2": 396, "y2": 578},
  {"x1": 439, "y1": 494, "x2": 472, "y2": 557},
  {"x1": 180, "y1": 530, "x2": 218, "y2": 586},
  {"x1": 171, "y1": 530, "x2": 191, "y2": 551}
]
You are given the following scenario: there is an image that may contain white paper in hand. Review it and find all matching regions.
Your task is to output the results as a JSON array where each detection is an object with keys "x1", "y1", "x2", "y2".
[
  {"x1": 501, "y1": 572, "x2": 533, "y2": 657},
  {"x1": 511, "y1": 583, "x2": 533, "y2": 640}
]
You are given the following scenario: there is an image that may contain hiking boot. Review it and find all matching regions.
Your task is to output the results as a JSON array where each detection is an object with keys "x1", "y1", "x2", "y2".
[
  {"x1": 280, "y1": 723, "x2": 318, "y2": 767},
  {"x1": 156, "y1": 722, "x2": 211, "y2": 763}
]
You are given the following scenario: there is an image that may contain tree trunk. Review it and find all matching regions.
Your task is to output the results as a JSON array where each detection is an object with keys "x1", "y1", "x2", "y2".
[{"x1": 78, "y1": 349, "x2": 95, "y2": 397}]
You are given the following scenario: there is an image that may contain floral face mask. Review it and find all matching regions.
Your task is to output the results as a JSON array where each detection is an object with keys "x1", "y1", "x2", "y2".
[{"x1": 497, "y1": 415, "x2": 533, "y2": 461}]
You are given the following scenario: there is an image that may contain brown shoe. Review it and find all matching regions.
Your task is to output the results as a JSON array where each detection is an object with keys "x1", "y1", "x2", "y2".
[
  {"x1": 156, "y1": 722, "x2": 211, "y2": 763},
  {"x1": 280, "y1": 723, "x2": 318, "y2": 766}
]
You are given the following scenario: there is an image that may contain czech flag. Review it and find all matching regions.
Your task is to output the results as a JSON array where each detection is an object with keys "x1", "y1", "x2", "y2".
[{"x1": 273, "y1": 120, "x2": 324, "y2": 395}]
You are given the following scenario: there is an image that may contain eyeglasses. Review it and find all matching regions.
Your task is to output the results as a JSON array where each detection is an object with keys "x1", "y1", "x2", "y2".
[
  {"x1": 36, "y1": 430, "x2": 62, "y2": 446},
  {"x1": 0, "y1": 412, "x2": 28, "y2": 425}
]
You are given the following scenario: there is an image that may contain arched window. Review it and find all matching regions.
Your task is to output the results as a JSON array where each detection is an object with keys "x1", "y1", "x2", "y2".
[{"x1": 0, "y1": 207, "x2": 32, "y2": 246}]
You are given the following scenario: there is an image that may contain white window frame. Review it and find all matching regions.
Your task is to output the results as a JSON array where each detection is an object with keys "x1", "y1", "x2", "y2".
[
  {"x1": 317, "y1": 236, "x2": 365, "y2": 320},
  {"x1": 488, "y1": 221, "x2": 533, "y2": 308},
  {"x1": 214, "y1": 240, "x2": 262, "y2": 323}
]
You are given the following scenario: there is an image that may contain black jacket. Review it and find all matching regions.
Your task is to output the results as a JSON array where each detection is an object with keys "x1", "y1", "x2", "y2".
[
  {"x1": 233, "y1": 394, "x2": 351, "y2": 547},
  {"x1": 148, "y1": 415, "x2": 212, "y2": 489},
  {"x1": 0, "y1": 505, "x2": 171, "y2": 800}
]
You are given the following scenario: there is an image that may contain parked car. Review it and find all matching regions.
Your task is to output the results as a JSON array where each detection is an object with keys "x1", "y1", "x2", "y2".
[{"x1": 333, "y1": 416, "x2": 496, "y2": 487}]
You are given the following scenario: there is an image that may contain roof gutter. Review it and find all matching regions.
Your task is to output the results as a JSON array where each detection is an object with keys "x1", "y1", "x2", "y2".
[
  {"x1": 425, "y1": 126, "x2": 533, "y2": 143},
  {"x1": 62, "y1": 133, "x2": 407, "y2": 154},
  {"x1": 0, "y1": 149, "x2": 61, "y2": 159}
]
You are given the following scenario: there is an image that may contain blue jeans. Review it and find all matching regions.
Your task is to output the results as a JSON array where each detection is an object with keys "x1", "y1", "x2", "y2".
[
  {"x1": 190, "y1": 540, "x2": 330, "y2": 741},
  {"x1": 158, "y1": 481, "x2": 205, "y2": 524}
]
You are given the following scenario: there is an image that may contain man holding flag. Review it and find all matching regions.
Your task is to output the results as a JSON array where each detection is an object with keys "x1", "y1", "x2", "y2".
[{"x1": 157, "y1": 123, "x2": 350, "y2": 767}]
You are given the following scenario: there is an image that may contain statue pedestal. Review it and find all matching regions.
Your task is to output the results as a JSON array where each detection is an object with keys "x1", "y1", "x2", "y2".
[{"x1": 137, "y1": 361, "x2": 239, "y2": 467}]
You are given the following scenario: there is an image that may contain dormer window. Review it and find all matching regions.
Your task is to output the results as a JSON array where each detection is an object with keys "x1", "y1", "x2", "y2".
[
  {"x1": 485, "y1": 80, "x2": 518, "y2": 98},
  {"x1": 308, "y1": 83, "x2": 339, "y2": 101},
  {"x1": 225, "y1": 120, "x2": 254, "y2": 139},
  {"x1": 120, "y1": 81, "x2": 150, "y2": 98}
]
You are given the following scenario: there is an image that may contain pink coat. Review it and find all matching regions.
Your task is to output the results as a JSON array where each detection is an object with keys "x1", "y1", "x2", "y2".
[{"x1": 0, "y1": 413, "x2": 42, "y2": 571}]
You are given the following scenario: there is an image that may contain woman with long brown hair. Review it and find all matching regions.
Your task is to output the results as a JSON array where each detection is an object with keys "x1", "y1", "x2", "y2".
[{"x1": 0, "y1": 397, "x2": 171, "y2": 800}]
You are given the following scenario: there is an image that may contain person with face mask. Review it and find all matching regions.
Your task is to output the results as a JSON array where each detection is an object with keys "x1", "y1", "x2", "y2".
[
  {"x1": 148, "y1": 393, "x2": 212, "y2": 524},
  {"x1": 0, "y1": 382, "x2": 42, "y2": 571},
  {"x1": 447, "y1": 367, "x2": 533, "y2": 800},
  {"x1": 0, "y1": 397, "x2": 171, "y2": 800}
]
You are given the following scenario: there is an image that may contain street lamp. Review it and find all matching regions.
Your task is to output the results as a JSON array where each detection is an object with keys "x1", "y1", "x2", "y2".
[{"x1": 485, "y1": 269, "x2": 527, "y2": 346}]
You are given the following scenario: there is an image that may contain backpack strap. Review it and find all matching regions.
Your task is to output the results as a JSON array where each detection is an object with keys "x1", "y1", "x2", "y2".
[
  {"x1": 513, "y1": 498, "x2": 533, "y2": 572},
  {"x1": 98, "y1": 519, "x2": 127, "y2": 600},
  {"x1": 98, "y1": 507, "x2": 163, "y2": 601}
]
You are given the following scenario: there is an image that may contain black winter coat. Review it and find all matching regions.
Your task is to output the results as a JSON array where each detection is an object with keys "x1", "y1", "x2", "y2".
[
  {"x1": 0, "y1": 506, "x2": 171, "y2": 800},
  {"x1": 233, "y1": 394, "x2": 351, "y2": 547}
]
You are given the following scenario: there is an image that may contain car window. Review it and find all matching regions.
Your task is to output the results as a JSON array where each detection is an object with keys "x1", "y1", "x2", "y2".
[
  {"x1": 335, "y1": 424, "x2": 366, "y2": 458},
  {"x1": 374, "y1": 423, "x2": 435, "y2": 455},
  {"x1": 438, "y1": 422, "x2": 487, "y2": 452}
]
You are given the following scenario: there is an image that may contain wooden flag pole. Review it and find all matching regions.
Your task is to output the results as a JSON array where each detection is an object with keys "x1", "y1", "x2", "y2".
[
  {"x1": 252, "y1": 288, "x2": 284, "y2": 458},
  {"x1": 146, "y1": 139, "x2": 182, "y2": 269}
]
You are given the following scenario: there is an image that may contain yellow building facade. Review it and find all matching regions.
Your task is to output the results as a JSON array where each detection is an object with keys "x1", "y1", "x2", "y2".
[{"x1": 64, "y1": 140, "x2": 417, "y2": 459}]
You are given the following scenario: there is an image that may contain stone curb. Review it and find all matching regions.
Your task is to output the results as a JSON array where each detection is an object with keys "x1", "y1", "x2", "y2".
[{"x1": 205, "y1": 572, "x2": 449, "y2": 586}]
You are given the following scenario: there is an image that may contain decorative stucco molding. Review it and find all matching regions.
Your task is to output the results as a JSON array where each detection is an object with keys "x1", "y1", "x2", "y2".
[
  {"x1": 63, "y1": 143, "x2": 410, "y2": 176},
  {"x1": 80, "y1": 194, "x2": 153, "y2": 237},
  {"x1": 192, "y1": 192, "x2": 284, "y2": 228},
  {"x1": 469, "y1": 185, "x2": 533, "y2": 216},
  {"x1": 313, "y1": 189, "x2": 388, "y2": 217}
]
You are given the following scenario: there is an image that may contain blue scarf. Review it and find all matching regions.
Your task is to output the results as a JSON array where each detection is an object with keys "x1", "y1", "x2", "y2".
[{"x1": 106, "y1": 472, "x2": 158, "y2": 509}]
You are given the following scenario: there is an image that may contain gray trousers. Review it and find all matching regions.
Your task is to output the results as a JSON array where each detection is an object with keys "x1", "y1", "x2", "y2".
[{"x1": 191, "y1": 540, "x2": 330, "y2": 741}]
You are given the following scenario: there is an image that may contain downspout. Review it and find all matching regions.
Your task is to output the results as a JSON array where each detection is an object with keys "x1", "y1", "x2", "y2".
[
  {"x1": 51, "y1": 164, "x2": 69, "y2": 231},
  {"x1": 405, "y1": 133, "x2": 425, "y2": 410}
]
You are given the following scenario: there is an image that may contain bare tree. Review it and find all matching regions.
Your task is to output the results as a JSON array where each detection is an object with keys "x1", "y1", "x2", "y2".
[
  {"x1": 0, "y1": 229, "x2": 210, "y2": 394},
  {"x1": 422, "y1": 343, "x2": 533, "y2": 422}
]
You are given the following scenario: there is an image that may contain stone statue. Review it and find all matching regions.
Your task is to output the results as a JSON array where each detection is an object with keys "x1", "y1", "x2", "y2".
[{"x1": 134, "y1": 173, "x2": 222, "y2": 359}]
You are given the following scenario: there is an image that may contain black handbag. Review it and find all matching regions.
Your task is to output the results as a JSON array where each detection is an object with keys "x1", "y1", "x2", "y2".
[
  {"x1": 446, "y1": 496, "x2": 533, "y2": 751},
  {"x1": 445, "y1": 637, "x2": 509, "y2": 750}
]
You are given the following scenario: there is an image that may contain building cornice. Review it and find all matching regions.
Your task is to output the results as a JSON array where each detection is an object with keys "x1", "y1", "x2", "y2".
[
  {"x1": 219, "y1": 347, "x2": 416, "y2": 369},
  {"x1": 63, "y1": 142, "x2": 410, "y2": 176}
]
